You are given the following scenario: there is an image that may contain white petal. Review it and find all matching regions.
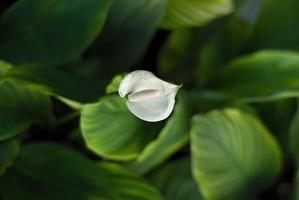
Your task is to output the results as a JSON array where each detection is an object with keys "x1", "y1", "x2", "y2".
[
  {"x1": 118, "y1": 70, "x2": 181, "y2": 122},
  {"x1": 126, "y1": 89, "x2": 177, "y2": 122},
  {"x1": 118, "y1": 70, "x2": 178, "y2": 97}
]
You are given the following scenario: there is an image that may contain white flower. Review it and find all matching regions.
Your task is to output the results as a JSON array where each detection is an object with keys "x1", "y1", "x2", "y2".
[{"x1": 118, "y1": 70, "x2": 181, "y2": 122}]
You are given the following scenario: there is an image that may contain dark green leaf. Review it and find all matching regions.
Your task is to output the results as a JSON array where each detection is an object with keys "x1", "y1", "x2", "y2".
[
  {"x1": 80, "y1": 95, "x2": 162, "y2": 161},
  {"x1": 0, "y1": 81, "x2": 53, "y2": 140},
  {"x1": 210, "y1": 50, "x2": 299, "y2": 102},
  {"x1": 160, "y1": 0, "x2": 233, "y2": 29},
  {"x1": 289, "y1": 100, "x2": 299, "y2": 162},
  {"x1": 158, "y1": 29, "x2": 202, "y2": 84},
  {"x1": 88, "y1": 0, "x2": 166, "y2": 75},
  {"x1": 246, "y1": 0, "x2": 299, "y2": 51},
  {"x1": 149, "y1": 157, "x2": 203, "y2": 200},
  {"x1": 0, "y1": 138, "x2": 19, "y2": 175},
  {"x1": 0, "y1": 142, "x2": 164, "y2": 200},
  {"x1": 191, "y1": 108, "x2": 282, "y2": 199},
  {"x1": 4, "y1": 65, "x2": 101, "y2": 107},
  {"x1": 0, "y1": 0, "x2": 112, "y2": 65}
]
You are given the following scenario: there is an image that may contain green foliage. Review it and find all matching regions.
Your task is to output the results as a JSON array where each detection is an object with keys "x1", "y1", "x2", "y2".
[
  {"x1": 160, "y1": 0, "x2": 233, "y2": 29},
  {"x1": 149, "y1": 157, "x2": 202, "y2": 200},
  {"x1": 0, "y1": 0, "x2": 112, "y2": 65},
  {"x1": 0, "y1": 143, "x2": 163, "y2": 200},
  {"x1": 0, "y1": 139, "x2": 19, "y2": 175},
  {"x1": 81, "y1": 95, "x2": 162, "y2": 160},
  {"x1": 191, "y1": 109, "x2": 282, "y2": 199},
  {"x1": 0, "y1": 0, "x2": 299, "y2": 199},
  {"x1": 211, "y1": 50, "x2": 299, "y2": 102}
]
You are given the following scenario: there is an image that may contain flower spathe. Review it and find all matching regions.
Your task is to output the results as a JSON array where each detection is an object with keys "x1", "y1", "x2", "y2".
[{"x1": 118, "y1": 70, "x2": 181, "y2": 122}]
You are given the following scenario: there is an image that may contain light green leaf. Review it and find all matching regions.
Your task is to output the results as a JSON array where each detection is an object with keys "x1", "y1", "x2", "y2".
[
  {"x1": 161, "y1": 0, "x2": 233, "y2": 29},
  {"x1": 0, "y1": 138, "x2": 19, "y2": 175},
  {"x1": 0, "y1": 81, "x2": 53, "y2": 140},
  {"x1": 88, "y1": 0, "x2": 166, "y2": 75},
  {"x1": 0, "y1": 0, "x2": 112, "y2": 65},
  {"x1": 105, "y1": 73, "x2": 126, "y2": 94},
  {"x1": 80, "y1": 95, "x2": 162, "y2": 161},
  {"x1": 3, "y1": 65, "x2": 101, "y2": 106},
  {"x1": 0, "y1": 142, "x2": 164, "y2": 200},
  {"x1": 149, "y1": 157, "x2": 203, "y2": 200},
  {"x1": 0, "y1": 60, "x2": 12, "y2": 77},
  {"x1": 127, "y1": 95, "x2": 190, "y2": 174},
  {"x1": 191, "y1": 109, "x2": 282, "y2": 200},
  {"x1": 209, "y1": 50, "x2": 299, "y2": 102}
]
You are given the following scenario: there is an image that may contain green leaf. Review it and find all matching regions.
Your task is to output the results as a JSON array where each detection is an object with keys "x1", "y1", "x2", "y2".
[
  {"x1": 246, "y1": 0, "x2": 299, "y2": 51},
  {"x1": 191, "y1": 109, "x2": 282, "y2": 199},
  {"x1": 149, "y1": 157, "x2": 203, "y2": 200},
  {"x1": 127, "y1": 94, "x2": 190, "y2": 174},
  {"x1": 0, "y1": 138, "x2": 19, "y2": 175},
  {"x1": 0, "y1": 60, "x2": 12, "y2": 77},
  {"x1": 289, "y1": 100, "x2": 299, "y2": 162},
  {"x1": 3, "y1": 65, "x2": 101, "y2": 106},
  {"x1": 80, "y1": 95, "x2": 162, "y2": 161},
  {"x1": 0, "y1": 0, "x2": 112, "y2": 65},
  {"x1": 0, "y1": 81, "x2": 53, "y2": 140},
  {"x1": 210, "y1": 50, "x2": 299, "y2": 102},
  {"x1": 105, "y1": 73, "x2": 126, "y2": 94},
  {"x1": 160, "y1": 0, "x2": 233, "y2": 29},
  {"x1": 88, "y1": 0, "x2": 166, "y2": 75},
  {"x1": 0, "y1": 142, "x2": 164, "y2": 200},
  {"x1": 158, "y1": 29, "x2": 202, "y2": 84}
]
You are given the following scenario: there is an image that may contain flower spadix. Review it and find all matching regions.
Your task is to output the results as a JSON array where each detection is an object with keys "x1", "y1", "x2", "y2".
[{"x1": 118, "y1": 70, "x2": 181, "y2": 122}]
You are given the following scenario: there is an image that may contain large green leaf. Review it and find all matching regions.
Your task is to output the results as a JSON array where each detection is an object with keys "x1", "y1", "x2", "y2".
[
  {"x1": 209, "y1": 50, "x2": 299, "y2": 102},
  {"x1": 149, "y1": 157, "x2": 203, "y2": 200},
  {"x1": 191, "y1": 109, "x2": 282, "y2": 199},
  {"x1": 3, "y1": 65, "x2": 101, "y2": 105},
  {"x1": 127, "y1": 95, "x2": 190, "y2": 174},
  {"x1": 160, "y1": 0, "x2": 233, "y2": 29},
  {"x1": 246, "y1": 0, "x2": 299, "y2": 51},
  {"x1": 0, "y1": 0, "x2": 112, "y2": 65},
  {"x1": 0, "y1": 142, "x2": 164, "y2": 200},
  {"x1": 80, "y1": 95, "x2": 162, "y2": 161},
  {"x1": 88, "y1": 0, "x2": 166, "y2": 75},
  {"x1": 0, "y1": 138, "x2": 19, "y2": 175},
  {"x1": 0, "y1": 81, "x2": 53, "y2": 140}
]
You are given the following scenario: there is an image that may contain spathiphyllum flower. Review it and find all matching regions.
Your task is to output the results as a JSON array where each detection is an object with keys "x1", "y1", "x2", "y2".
[{"x1": 118, "y1": 70, "x2": 181, "y2": 122}]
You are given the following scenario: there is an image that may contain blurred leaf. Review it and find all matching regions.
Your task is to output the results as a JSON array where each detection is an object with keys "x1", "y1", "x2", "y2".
[
  {"x1": 255, "y1": 99, "x2": 295, "y2": 153},
  {"x1": 246, "y1": 0, "x2": 299, "y2": 51},
  {"x1": 0, "y1": 81, "x2": 53, "y2": 140},
  {"x1": 289, "y1": 100, "x2": 299, "y2": 163},
  {"x1": 209, "y1": 50, "x2": 299, "y2": 102},
  {"x1": 0, "y1": 138, "x2": 19, "y2": 175},
  {"x1": 160, "y1": 0, "x2": 233, "y2": 29},
  {"x1": 149, "y1": 157, "x2": 203, "y2": 200},
  {"x1": 80, "y1": 95, "x2": 162, "y2": 161},
  {"x1": 3, "y1": 65, "x2": 101, "y2": 107},
  {"x1": 88, "y1": 0, "x2": 167, "y2": 75},
  {"x1": 0, "y1": 0, "x2": 112, "y2": 65},
  {"x1": 105, "y1": 73, "x2": 126, "y2": 94},
  {"x1": 0, "y1": 60, "x2": 12, "y2": 77},
  {"x1": 198, "y1": 17, "x2": 249, "y2": 86},
  {"x1": 158, "y1": 29, "x2": 201, "y2": 84},
  {"x1": 191, "y1": 109, "x2": 282, "y2": 199},
  {"x1": 0, "y1": 142, "x2": 164, "y2": 200},
  {"x1": 127, "y1": 94, "x2": 190, "y2": 174}
]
